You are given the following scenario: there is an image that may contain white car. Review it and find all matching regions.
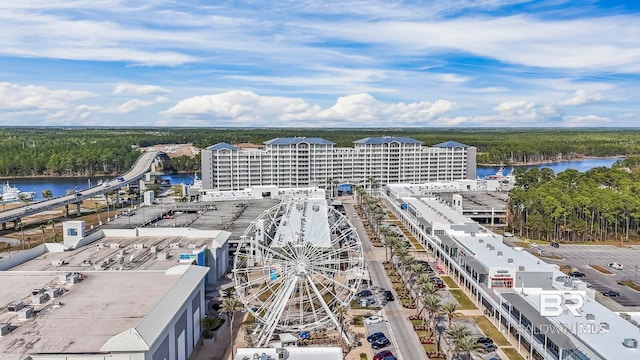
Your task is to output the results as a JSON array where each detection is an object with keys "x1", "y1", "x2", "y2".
[
  {"x1": 504, "y1": 232, "x2": 514, "y2": 237},
  {"x1": 364, "y1": 316, "x2": 384, "y2": 325},
  {"x1": 609, "y1": 262, "x2": 624, "y2": 270}
]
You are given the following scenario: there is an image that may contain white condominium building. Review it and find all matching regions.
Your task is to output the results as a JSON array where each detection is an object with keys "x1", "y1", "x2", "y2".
[{"x1": 201, "y1": 136, "x2": 476, "y2": 191}]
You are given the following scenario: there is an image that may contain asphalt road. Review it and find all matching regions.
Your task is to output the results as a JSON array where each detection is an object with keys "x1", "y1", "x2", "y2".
[
  {"x1": 538, "y1": 244, "x2": 640, "y2": 307},
  {"x1": 345, "y1": 201, "x2": 428, "y2": 360}
]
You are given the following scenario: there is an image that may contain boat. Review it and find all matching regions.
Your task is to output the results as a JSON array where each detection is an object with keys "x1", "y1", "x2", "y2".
[
  {"x1": 0, "y1": 182, "x2": 36, "y2": 203},
  {"x1": 192, "y1": 173, "x2": 202, "y2": 189}
]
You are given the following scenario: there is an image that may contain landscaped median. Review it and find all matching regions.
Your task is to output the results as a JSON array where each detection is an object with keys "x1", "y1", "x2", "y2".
[
  {"x1": 448, "y1": 289, "x2": 477, "y2": 310},
  {"x1": 440, "y1": 276, "x2": 458, "y2": 288},
  {"x1": 589, "y1": 264, "x2": 613, "y2": 274},
  {"x1": 502, "y1": 347, "x2": 525, "y2": 360},
  {"x1": 474, "y1": 316, "x2": 510, "y2": 346},
  {"x1": 618, "y1": 279, "x2": 640, "y2": 292}
]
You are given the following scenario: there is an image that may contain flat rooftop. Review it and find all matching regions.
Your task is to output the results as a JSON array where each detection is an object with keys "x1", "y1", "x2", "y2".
[
  {"x1": 0, "y1": 270, "x2": 180, "y2": 357},
  {"x1": 10, "y1": 233, "x2": 217, "y2": 272},
  {"x1": 273, "y1": 199, "x2": 331, "y2": 248}
]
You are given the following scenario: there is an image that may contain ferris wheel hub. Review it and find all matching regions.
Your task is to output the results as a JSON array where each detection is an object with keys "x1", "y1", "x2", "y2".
[{"x1": 296, "y1": 261, "x2": 308, "y2": 276}]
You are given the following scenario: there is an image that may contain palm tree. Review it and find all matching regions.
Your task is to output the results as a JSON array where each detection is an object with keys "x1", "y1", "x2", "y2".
[
  {"x1": 455, "y1": 335, "x2": 481, "y2": 360},
  {"x1": 0, "y1": 194, "x2": 5, "y2": 211},
  {"x1": 336, "y1": 305, "x2": 347, "y2": 348},
  {"x1": 221, "y1": 297, "x2": 241, "y2": 360},
  {"x1": 447, "y1": 324, "x2": 471, "y2": 359},
  {"x1": 423, "y1": 294, "x2": 441, "y2": 336},
  {"x1": 39, "y1": 224, "x2": 46, "y2": 245},
  {"x1": 41, "y1": 189, "x2": 53, "y2": 200},
  {"x1": 48, "y1": 219, "x2": 56, "y2": 242},
  {"x1": 222, "y1": 287, "x2": 237, "y2": 300},
  {"x1": 16, "y1": 222, "x2": 26, "y2": 249},
  {"x1": 441, "y1": 302, "x2": 460, "y2": 328}
]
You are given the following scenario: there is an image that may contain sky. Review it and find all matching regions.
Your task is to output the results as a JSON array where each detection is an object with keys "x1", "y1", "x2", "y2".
[{"x1": 1, "y1": 0, "x2": 639, "y2": 128}]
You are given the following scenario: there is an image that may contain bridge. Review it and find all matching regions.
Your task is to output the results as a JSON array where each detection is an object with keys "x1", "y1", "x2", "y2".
[{"x1": 0, "y1": 151, "x2": 168, "y2": 229}]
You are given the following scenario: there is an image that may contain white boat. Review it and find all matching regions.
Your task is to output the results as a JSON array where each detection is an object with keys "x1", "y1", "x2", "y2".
[
  {"x1": 192, "y1": 173, "x2": 202, "y2": 189},
  {"x1": 0, "y1": 182, "x2": 36, "y2": 203}
]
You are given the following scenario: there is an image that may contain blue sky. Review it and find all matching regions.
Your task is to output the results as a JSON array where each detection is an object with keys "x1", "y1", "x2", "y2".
[{"x1": 1, "y1": 0, "x2": 639, "y2": 127}]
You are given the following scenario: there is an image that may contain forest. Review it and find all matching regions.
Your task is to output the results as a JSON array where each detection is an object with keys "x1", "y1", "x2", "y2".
[
  {"x1": 508, "y1": 157, "x2": 640, "y2": 243},
  {"x1": 2, "y1": 127, "x2": 640, "y2": 177}
]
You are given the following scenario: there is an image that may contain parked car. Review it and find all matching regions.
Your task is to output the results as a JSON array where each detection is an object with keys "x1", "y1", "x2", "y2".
[
  {"x1": 609, "y1": 262, "x2": 624, "y2": 270},
  {"x1": 477, "y1": 337, "x2": 494, "y2": 344},
  {"x1": 569, "y1": 271, "x2": 586, "y2": 278},
  {"x1": 367, "y1": 332, "x2": 386, "y2": 343},
  {"x1": 364, "y1": 315, "x2": 384, "y2": 325},
  {"x1": 481, "y1": 343, "x2": 498, "y2": 353},
  {"x1": 384, "y1": 290, "x2": 395, "y2": 301},
  {"x1": 382, "y1": 356, "x2": 397, "y2": 360},
  {"x1": 504, "y1": 232, "x2": 514, "y2": 237},
  {"x1": 373, "y1": 350, "x2": 393, "y2": 360},
  {"x1": 551, "y1": 242, "x2": 560, "y2": 248},
  {"x1": 357, "y1": 289, "x2": 372, "y2": 297},
  {"x1": 117, "y1": 177, "x2": 125, "y2": 182},
  {"x1": 371, "y1": 337, "x2": 391, "y2": 350},
  {"x1": 360, "y1": 298, "x2": 376, "y2": 307},
  {"x1": 602, "y1": 290, "x2": 620, "y2": 297}
]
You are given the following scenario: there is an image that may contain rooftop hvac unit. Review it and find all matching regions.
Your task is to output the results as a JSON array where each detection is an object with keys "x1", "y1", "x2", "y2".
[
  {"x1": 51, "y1": 259, "x2": 67, "y2": 267},
  {"x1": 46, "y1": 288, "x2": 61, "y2": 299},
  {"x1": 188, "y1": 244, "x2": 197, "y2": 249},
  {"x1": 0, "y1": 323, "x2": 10, "y2": 337},
  {"x1": 67, "y1": 274, "x2": 81, "y2": 284},
  {"x1": 59, "y1": 273, "x2": 71, "y2": 282},
  {"x1": 150, "y1": 246, "x2": 158, "y2": 253},
  {"x1": 7, "y1": 301, "x2": 24, "y2": 312},
  {"x1": 17, "y1": 307, "x2": 34, "y2": 320},
  {"x1": 507, "y1": 258, "x2": 514, "y2": 263},
  {"x1": 96, "y1": 243, "x2": 105, "y2": 249},
  {"x1": 497, "y1": 251, "x2": 503, "y2": 256},
  {"x1": 169, "y1": 243, "x2": 181, "y2": 249},
  {"x1": 586, "y1": 313, "x2": 595, "y2": 321},
  {"x1": 133, "y1": 243, "x2": 145, "y2": 250},
  {"x1": 81, "y1": 259, "x2": 93, "y2": 266},
  {"x1": 32, "y1": 288, "x2": 44, "y2": 296},
  {"x1": 110, "y1": 243, "x2": 121, "y2": 249},
  {"x1": 518, "y1": 266, "x2": 525, "y2": 271},
  {"x1": 31, "y1": 293, "x2": 50, "y2": 305},
  {"x1": 157, "y1": 252, "x2": 168, "y2": 260}
]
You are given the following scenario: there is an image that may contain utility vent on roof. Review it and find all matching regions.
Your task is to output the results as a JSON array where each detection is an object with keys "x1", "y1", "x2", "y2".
[
  {"x1": 486, "y1": 244, "x2": 491, "y2": 248},
  {"x1": 497, "y1": 251, "x2": 503, "y2": 256},
  {"x1": 586, "y1": 313, "x2": 595, "y2": 321},
  {"x1": 110, "y1": 243, "x2": 121, "y2": 249},
  {"x1": 479, "y1": 239, "x2": 484, "y2": 243},
  {"x1": 622, "y1": 338, "x2": 637, "y2": 348},
  {"x1": 518, "y1": 266, "x2": 525, "y2": 271},
  {"x1": 507, "y1": 258, "x2": 514, "y2": 263}
]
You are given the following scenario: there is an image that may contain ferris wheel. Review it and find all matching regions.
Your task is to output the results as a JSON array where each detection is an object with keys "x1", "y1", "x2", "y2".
[{"x1": 233, "y1": 198, "x2": 364, "y2": 346}]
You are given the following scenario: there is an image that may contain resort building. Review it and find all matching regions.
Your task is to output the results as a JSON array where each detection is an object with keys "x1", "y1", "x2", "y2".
[
  {"x1": 201, "y1": 137, "x2": 476, "y2": 191},
  {"x1": 383, "y1": 183, "x2": 640, "y2": 360}
]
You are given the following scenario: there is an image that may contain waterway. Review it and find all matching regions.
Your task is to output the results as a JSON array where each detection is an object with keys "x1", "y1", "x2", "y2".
[
  {"x1": 476, "y1": 157, "x2": 623, "y2": 179},
  {"x1": 0, "y1": 157, "x2": 624, "y2": 203},
  {"x1": 1, "y1": 173, "x2": 199, "y2": 202}
]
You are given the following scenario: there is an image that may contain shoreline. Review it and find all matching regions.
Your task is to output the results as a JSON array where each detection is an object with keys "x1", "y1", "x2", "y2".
[
  {"x1": 0, "y1": 171, "x2": 194, "y2": 181},
  {"x1": 478, "y1": 156, "x2": 625, "y2": 167}
]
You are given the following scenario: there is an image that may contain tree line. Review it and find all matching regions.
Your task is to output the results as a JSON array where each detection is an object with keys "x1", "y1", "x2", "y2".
[
  {"x1": 508, "y1": 156, "x2": 640, "y2": 243},
  {"x1": 2, "y1": 127, "x2": 640, "y2": 176}
]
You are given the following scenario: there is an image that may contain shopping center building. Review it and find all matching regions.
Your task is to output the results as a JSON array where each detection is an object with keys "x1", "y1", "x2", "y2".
[{"x1": 383, "y1": 183, "x2": 640, "y2": 360}]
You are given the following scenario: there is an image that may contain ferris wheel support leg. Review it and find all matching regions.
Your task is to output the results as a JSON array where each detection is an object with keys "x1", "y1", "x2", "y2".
[
  {"x1": 257, "y1": 275, "x2": 299, "y2": 347},
  {"x1": 305, "y1": 274, "x2": 352, "y2": 346}
]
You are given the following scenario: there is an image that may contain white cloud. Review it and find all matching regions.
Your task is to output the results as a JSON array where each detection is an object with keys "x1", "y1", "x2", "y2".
[
  {"x1": 0, "y1": 82, "x2": 93, "y2": 110},
  {"x1": 114, "y1": 83, "x2": 172, "y2": 95},
  {"x1": 162, "y1": 91, "x2": 455, "y2": 126},
  {"x1": 115, "y1": 99, "x2": 155, "y2": 113},
  {"x1": 563, "y1": 115, "x2": 612, "y2": 126},
  {"x1": 557, "y1": 90, "x2": 603, "y2": 106}
]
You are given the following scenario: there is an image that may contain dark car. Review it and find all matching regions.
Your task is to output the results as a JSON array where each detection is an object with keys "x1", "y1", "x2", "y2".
[
  {"x1": 481, "y1": 343, "x2": 498, "y2": 353},
  {"x1": 602, "y1": 290, "x2": 620, "y2": 297},
  {"x1": 117, "y1": 177, "x2": 125, "y2": 182},
  {"x1": 569, "y1": 271, "x2": 586, "y2": 278},
  {"x1": 382, "y1": 356, "x2": 397, "y2": 360},
  {"x1": 357, "y1": 289, "x2": 373, "y2": 297},
  {"x1": 477, "y1": 337, "x2": 494, "y2": 344},
  {"x1": 367, "y1": 332, "x2": 386, "y2": 343},
  {"x1": 384, "y1": 290, "x2": 394, "y2": 301},
  {"x1": 373, "y1": 350, "x2": 392, "y2": 360},
  {"x1": 371, "y1": 337, "x2": 391, "y2": 350},
  {"x1": 551, "y1": 242, "x2": 560, "y2": 248}
]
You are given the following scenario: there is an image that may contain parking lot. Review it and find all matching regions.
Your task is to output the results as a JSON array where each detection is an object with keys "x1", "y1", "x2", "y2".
[{"x1": 539, "y1": 244, "x2": 640, "y2": 307}]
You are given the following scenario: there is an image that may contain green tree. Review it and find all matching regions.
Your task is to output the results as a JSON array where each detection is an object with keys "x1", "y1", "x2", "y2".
[
  {"x1": 221, "y1": 297, "x2": 241, "y2": 359},
  {"x1": 41, "y1": 189, "x2": 53, "y2": 200}
]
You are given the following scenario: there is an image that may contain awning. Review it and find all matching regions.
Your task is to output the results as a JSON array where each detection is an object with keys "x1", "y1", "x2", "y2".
[
  {"x1": 501, "y1": 293, "x2": 576, "y2": 350},
  {"x1": 462, "y1": 256, "x2": 488, "y2": 275}
]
